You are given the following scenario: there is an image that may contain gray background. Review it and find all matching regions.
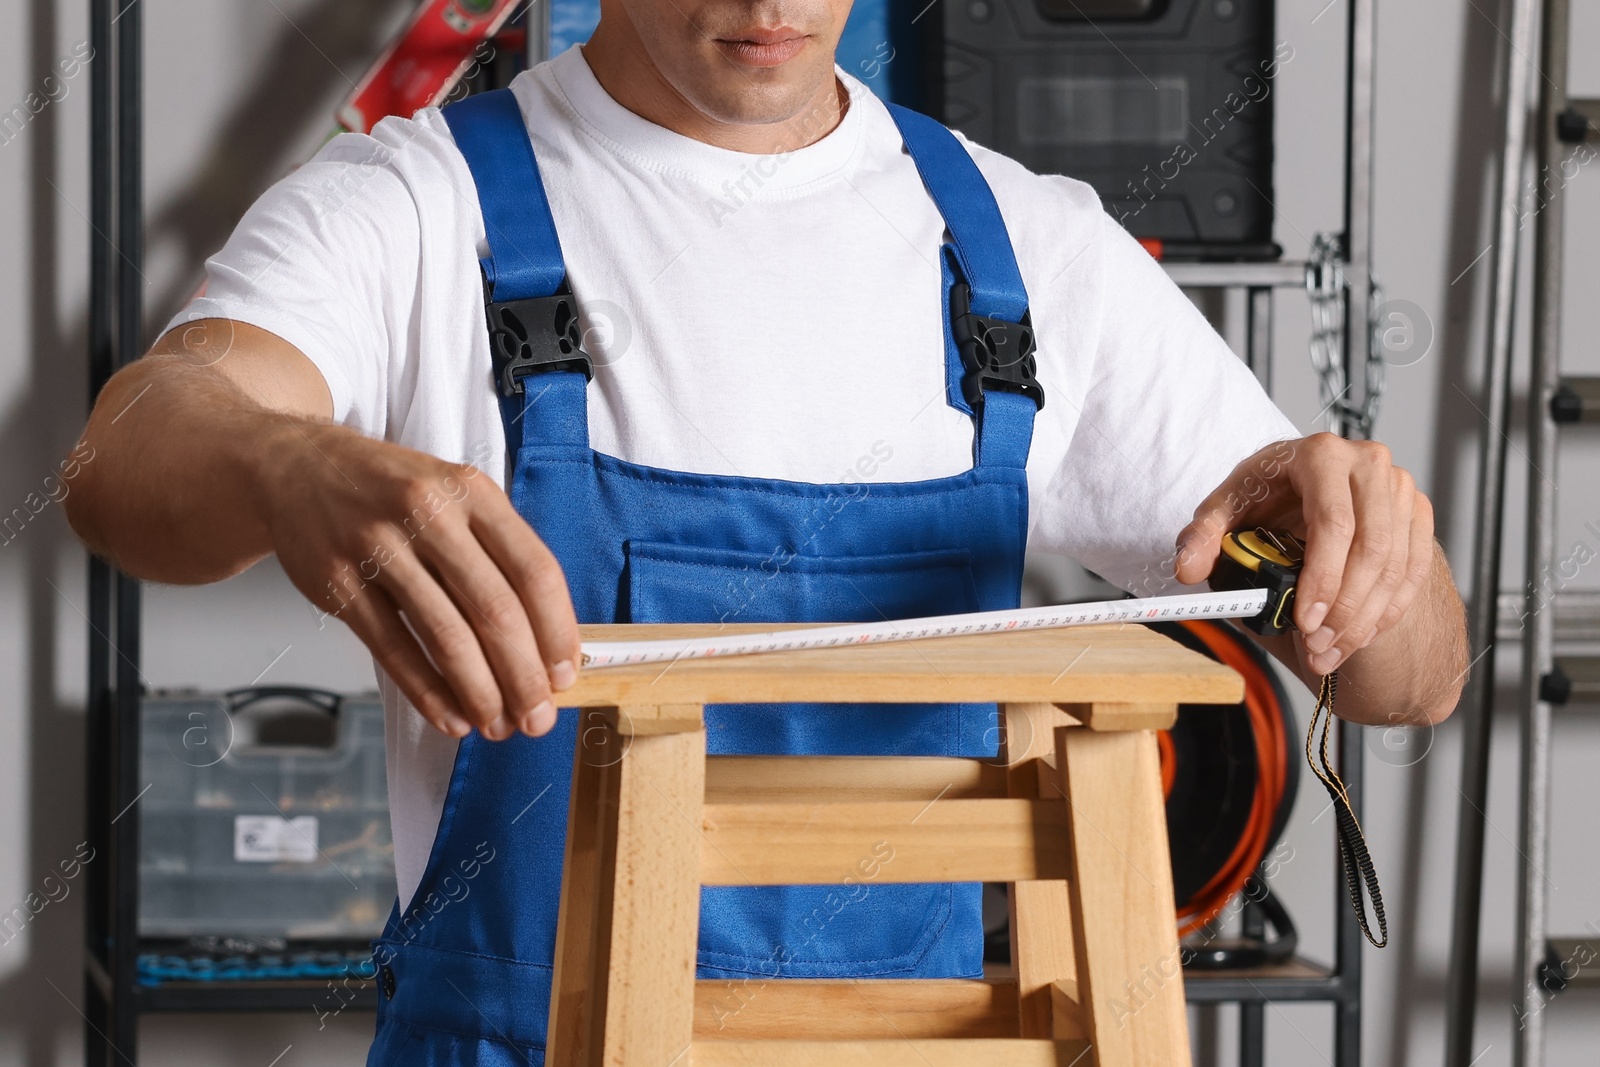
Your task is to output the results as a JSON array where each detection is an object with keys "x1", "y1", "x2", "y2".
[{"x1": 2, "y1": 0, "x2": 1598, "y2": 1063}]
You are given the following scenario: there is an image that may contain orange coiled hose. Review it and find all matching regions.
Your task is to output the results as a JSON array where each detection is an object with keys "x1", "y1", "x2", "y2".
[{"x1": 1163, "y1": 620, "x2": 1290, "y2": 936}]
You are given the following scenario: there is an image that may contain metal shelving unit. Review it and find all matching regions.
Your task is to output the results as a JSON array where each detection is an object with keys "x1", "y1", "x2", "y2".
[{"x1": 1165, "y1": 0, "x2": 1381, "y2": 1063}]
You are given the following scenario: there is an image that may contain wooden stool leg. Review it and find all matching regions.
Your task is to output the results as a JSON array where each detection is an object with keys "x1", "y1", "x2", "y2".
[
  {"x1": 1056, "y1": 720, "x2": 1190, "y2": 1067},
  {"x1": 548, "y1": 708, "x2": 621, "y2": 1067},
  {"x1": 547, "y1": 706, "x2": 706, "y2": 1067},
  {"x1": 1000, "y1": 703, "x2": 1083, "y2": 1040}
]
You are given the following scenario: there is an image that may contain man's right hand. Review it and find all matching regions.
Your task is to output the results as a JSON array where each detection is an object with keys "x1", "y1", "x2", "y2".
[
  {"x1": 65, "y1": 319, "x2": 581, "y2": 741},
  {"x1": 262, "y1": 421, "x2": 580, "y2": 740}
]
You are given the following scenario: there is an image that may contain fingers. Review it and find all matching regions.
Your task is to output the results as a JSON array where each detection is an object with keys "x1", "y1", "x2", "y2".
[
  {"x1": 339, "y1": 584, "x2": 473, "y2": 739},
  {"x1": 338, "y1": 515, "x2": 572, "y2": 741},
  {"x1": 366, "y1": 470, "x2": 576, "y2": 740},
  {"x1": 1310, "y1": 466, "x2": 1412, "y2": 669},
  {"x1": 1175, "y1": 489, "x2": 1238, "y2": 585},
  {"x1": 472, "y1": 503, "x2": 582, "y2": 692},
  {"x1": 1374, "y1": 482, "x2": 1435, "y2": 638},
  {"x1": 1175, "y1": 440, "x2": 1297, "y2": 584},
  {"x1": 376, "y1": 546, "x2": 523, "y2": 740},
  {"x1": 270, "y1": 431, "x2": 578, "y2": 741},
  {"x1": 1297, "y1": 440, "x2": 1395, "y2": 672},
  {"x1": 421, "y1": 518, "x2": 561, "y2": 739},
  {"x1": 1287, "y1": 440, "x2": 1356, "y2": 637}
]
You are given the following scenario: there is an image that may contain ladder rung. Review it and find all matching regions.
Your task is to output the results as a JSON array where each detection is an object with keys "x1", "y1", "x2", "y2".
[
  {"x1": 1551, "y1": 377, "x2": 1600, "y2": 423},
  {"x1": 1558, "y1": 99, "x2": 1600, "y2": 143},
  {"x1": 1497, "y1": 589, "x2": 1600, "y2": 642},
  {"x1": 1544, "y1": 657, "x2": 1600, "y2": 706},
  {"x1": 1539, "y1": 939, "x2": 1600, "y2": 991}
]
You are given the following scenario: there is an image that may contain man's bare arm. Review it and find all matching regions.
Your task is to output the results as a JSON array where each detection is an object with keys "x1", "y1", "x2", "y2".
[
  {"x1": 68, "y1": 320, "x2": 332, "y2": 581},
  {"x1": 65, "y1": 320, "x2": 581, "y2": 741}
]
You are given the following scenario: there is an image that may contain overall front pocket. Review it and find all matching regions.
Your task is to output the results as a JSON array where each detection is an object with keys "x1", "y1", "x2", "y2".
[{"x1": 622, "y1": 539, "x2": 989, "y2": 978}]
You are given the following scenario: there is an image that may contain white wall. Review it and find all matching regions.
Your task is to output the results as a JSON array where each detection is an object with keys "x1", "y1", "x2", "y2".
[{"x1": 1, "y1": 0, "x2": 1597, "y2": 1063}]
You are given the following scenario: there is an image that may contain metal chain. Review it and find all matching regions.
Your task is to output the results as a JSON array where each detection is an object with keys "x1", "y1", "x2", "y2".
[
  {"x1": 1364, "y1": 273, "x2": 1388, "y2": 435},
  {"x1": 1305, "y1": 232, "x2": 1386, "y2": 437}
]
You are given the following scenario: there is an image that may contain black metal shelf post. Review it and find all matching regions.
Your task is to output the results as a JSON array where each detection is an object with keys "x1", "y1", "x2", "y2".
[{"x1": 83, "y1": 0, "x2": 145, "y2": 1062}]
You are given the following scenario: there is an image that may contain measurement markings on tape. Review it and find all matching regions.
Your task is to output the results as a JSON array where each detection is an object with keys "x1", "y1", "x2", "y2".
[{"x1": 578, "y1": 588, "x2": 1271, "y2": 669}]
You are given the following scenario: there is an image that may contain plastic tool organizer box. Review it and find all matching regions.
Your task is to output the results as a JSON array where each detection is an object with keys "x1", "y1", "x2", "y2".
[
  {"x1": 923, "y1": 0, "x2": 1279, "y2": 256},
  {"x1": 137, "y1": 687, "x2": 394, "y2": 941}
]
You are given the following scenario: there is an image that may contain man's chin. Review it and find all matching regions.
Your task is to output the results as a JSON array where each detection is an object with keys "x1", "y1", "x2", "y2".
[{"x1": 681, "y1": 57, "x2": 840, "y2": 133}]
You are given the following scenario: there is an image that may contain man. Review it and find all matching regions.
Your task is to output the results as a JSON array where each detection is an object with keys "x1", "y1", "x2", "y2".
[{"x1": 66, "y1": 0, "x2": 1468, "y2": 1059}]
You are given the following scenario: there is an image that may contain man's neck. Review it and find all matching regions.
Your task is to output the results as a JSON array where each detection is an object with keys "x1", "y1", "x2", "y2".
[{"x1": 579, "y1": 32, "x2": 846, "y2": 154}]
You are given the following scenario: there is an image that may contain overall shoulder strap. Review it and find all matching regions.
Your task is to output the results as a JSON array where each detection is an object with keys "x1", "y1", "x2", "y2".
[
  {"x1": 444, "y1": 89, "x2": 567, "y2": 301},
  {"x1": 442, "y1": 88, "x2": 588, "y2": 451},
  {"x1": 887, "y1": 104, "x2": 1039, "y2": 472}
]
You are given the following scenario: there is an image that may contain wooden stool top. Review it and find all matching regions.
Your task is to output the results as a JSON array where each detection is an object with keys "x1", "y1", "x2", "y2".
[{"x1": 564, "y1": 621, "x2": 1244, "y2": 707}]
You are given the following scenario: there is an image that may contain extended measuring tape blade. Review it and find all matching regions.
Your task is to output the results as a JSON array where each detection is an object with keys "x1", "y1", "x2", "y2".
[{"x1": 579, "y1": 588, "x2": 1271, "y2": 669}]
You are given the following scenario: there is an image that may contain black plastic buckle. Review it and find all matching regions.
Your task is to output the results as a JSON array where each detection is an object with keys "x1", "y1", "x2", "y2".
[
  {"x1": 950, "y1": 281, "x2": 1044, "y2": 412},
  {"x1": 484, "y1": 281, "x2": 594, "y2": 397}
]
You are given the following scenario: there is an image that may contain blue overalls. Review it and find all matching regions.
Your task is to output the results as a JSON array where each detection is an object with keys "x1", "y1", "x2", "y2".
[{"x1": 365, "y1": 87, "x2": 1045, "y2": 1065}]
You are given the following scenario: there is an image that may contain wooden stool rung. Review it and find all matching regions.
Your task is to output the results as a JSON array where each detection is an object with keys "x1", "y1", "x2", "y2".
[
  {"x1": 694, "y1": 978, "x2": 1021, "y2": 1040},
  {"x1": 687, "y1": 1038, "x2": 1091, "y2": 1066},
  {"x1": 705, "y1": 755, "x2": 1008, "y2": 803},
  {"x1": 699, "y1": 798, "x2": 1072, "y2": 884}
]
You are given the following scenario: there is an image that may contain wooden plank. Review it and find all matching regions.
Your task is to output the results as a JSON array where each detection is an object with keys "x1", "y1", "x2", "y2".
[
  {"x1": 566, "y1": 622, "x2": 1243, "y2": 707},
  {"x1": 689, "y1": 1038, "x2": 1091, "y2": 1066},
  {"x1": 615, "y1": 703, "x2": 705, "y2": 736},
  {"x1": 694, "y1": 979, "x2": 1018, "y2": 1039},
  {"x1": 1011, "y1": 880, "x2": 1081, "y2": 1039},
  {"x1": 1059, "y1": 725, "x2": 1191, "y2": 1067},
  {"x1": 596, "y1": 713, "x2": 707, "y2": 1067},
  {"x1": 699, "y1": 799, "x2": 1071, "y2": 885},
  {"x1": 1001, "y1": 703, "x2": 1080, "y2": 1040},
  {"x1": 1001, "y1": 702, "x2": 1073, "y2": 800},
  {"x1": 1050, "y1": 981, "x2": 1084, "y2": 1040},
  {"x1": 546, "y1": 709, "x2": 621, "y2": 1067},
  {"x1": 704, "y1": 756, "x2": 1007, "y2": 804},
  {"x1": 1063, "y1": 701, "x2": 1179, "y2": 732}
]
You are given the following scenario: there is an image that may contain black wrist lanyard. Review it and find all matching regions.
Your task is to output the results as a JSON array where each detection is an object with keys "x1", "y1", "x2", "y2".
[
  {"x1": 1211, "y1": 530, "x2": 1389, "y2": 949},
  {"x1": 1309, "y1": 672, "x2": 1388, "y2": 948}
]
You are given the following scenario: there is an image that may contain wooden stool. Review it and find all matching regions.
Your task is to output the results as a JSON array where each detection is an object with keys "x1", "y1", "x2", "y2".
[{"x1": 548, "y1": 622, "x2": 1243, "y2": 1067}]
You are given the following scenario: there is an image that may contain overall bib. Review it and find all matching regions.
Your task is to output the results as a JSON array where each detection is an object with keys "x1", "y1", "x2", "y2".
[{"x1": 366, "y1": 88, "x2": 1045, "y2": 1066}]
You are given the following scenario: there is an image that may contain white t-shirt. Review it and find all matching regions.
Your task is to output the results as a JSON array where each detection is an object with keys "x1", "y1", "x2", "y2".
[{"x1": 169, "y1": 46, "x2": 1297, "y2": 911}]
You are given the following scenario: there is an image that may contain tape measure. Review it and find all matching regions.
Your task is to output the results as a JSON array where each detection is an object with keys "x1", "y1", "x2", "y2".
[
  {"x1": 1207, "y1": 529, "x2": 1305, "y2": 637},
  {"x1": 579, "y1": 529, "x2": 1305, "y2": 667},
  {"x1": 579, "y1": 588, "x2": 1273, "y2": 668}
]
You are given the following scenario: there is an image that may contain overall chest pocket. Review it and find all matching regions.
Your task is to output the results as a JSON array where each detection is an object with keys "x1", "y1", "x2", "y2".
[
  {"x1": 622, "y1": 539, "x2": 989, "y2": 979},
  {"x1": 623, "y1": 539, "x2": 989, "y2": 756}
]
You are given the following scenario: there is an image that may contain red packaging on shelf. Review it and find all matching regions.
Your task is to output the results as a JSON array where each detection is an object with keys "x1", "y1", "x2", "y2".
[{"x1": 339, "y1": 0, "x2": 525, "y2": 133}]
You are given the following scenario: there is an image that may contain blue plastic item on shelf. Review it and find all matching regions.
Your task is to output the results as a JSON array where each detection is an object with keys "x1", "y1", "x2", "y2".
[{"x1": 136, "y1": 948, "x2": 378, "y2": 986}]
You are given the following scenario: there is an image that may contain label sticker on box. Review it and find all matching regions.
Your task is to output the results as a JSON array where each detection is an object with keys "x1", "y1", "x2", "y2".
[{"x1": 234, "y1": 815, "x2": 319, "y2": 863}]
